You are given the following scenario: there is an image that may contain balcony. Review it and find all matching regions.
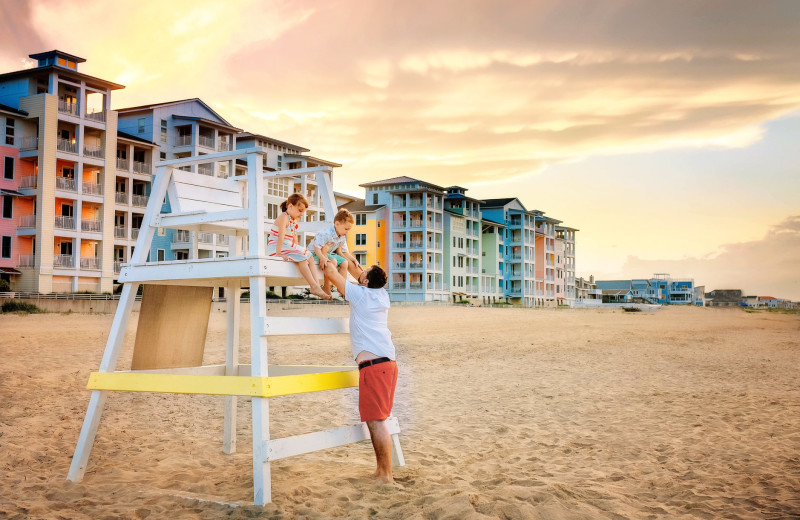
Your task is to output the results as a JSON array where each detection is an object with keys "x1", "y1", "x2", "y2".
[
  {"x1": 392, "y1": 282, "x2": 406, "y2": 290},
  {"x1": 173, "y1": 230, "x2": 190, "y2": 243},
  {"x1": 56, "y1": 176, "x2": 76, "y2": 191},
  {"x1": 80, "y1": 257, "x2": 101, "y2": 270},
  {"x1": 410, "y1": 219, "x2": 423, "y2": 228},
  {"x1": 117, "y1": 158, "x2": 129, "y2": 171},
  {"x1": 20, "y1": 136, "x2": 38, "y2": 151},
  {"x1": 55, "y1": 216, "x2": 75, "y2": 230},
  {"x1": 18, "y1": 214, "x2": 36, "y2": 228},
  {"x1": 408, "y1": 198, "x2": 423, "y2": 209},
  {"x1": 82, "y1": 182, "x2": 103, "y2": 196},
  {"x1": 58, "y1": 100, "x2": 78, "y2": 116},
  {"x1": 54, "y1": 254, "x2": 74, "y2": 268},
  {"x1": 409, "y1": 282, "x2": 423, "y2": 290},
  {"x1": 198, "y1": 232, "x2": 214, "y2": 244},
  {"x1": 409, "y1": 240, "x2": 424, "y2": 248},
  {"x1": 393, "y1": 242, "x2": 406, "y2": 249},
  {"x1": 114, "y1": 226, "x2": 126, "y2": 238},
  {"x1": 392, "y1": 221, "x2": 407, "y2": 229},
  {"x1": 394, "y1": 262, "x2": 407, "y2": 269},
  {"x1": 198, "y1": 135, "x2": 215, "y2": 148},
  {"x1": 113, "y1": 261, "x2": 122, "y2": 273},
  {"x1": 197, "y1": 164, "x2": 213, "y2": 176},
  {"x1": 133, "y1": 161, "x2": 151, "y2": 175},
  {"x1": 132, "y1": 194, "x2": 149, "y2": 207},
  {"x1": 57, "y1": 138, "x2": 78, "y2": 154},
  {"x1": 81, "y1": 219, "x2": 102, "y2": 233},
  {"x1": 84, "y1": 145, "x2": 104, "y2": 159},
  {"x1": 175, "y1": 135, "x2": 192, "y2": 147},
  {"x1": 115, "y1": 192, "x2": 128, "y2": 204},
  {"x1": 20, "y1": 175, "x2": 37, "y2": 189},
  {"x1": 131, "y1": 227, "x2": 140, "y2": 239},
  {"x1": 409, "y1": 261, "x2": 424, "y2": 269},
  {"x1": 216, "y1": 234, "x2": 229, "y2": 245},
  {"x1": 218, "y1": 141, "x2": 232, "y2": 152},
  {"x1": 85, "y1": 110, "x2": 106, "y2": 123},
  {"x1": 18, "y1": 254, "x2": 35, "y2": 267}
]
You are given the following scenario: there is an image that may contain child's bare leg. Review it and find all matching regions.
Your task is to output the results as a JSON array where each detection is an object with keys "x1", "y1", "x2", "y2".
[
  {"x1": 322, "y1": 272, "x2": 332, "y2": 297},
  {"x1": 346, "y1": 260, "x2": 362, "y2": 280},
  {"x1": 339, "y1": 260, "x2": 350, "y2": 281},
  {"x1": 296, "y1": 259, "x2": 330, "y2": 300}
]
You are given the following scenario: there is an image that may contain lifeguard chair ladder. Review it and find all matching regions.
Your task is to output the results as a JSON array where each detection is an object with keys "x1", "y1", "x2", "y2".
[{"x1": 66, "y1": 148, "x2": 404, "y2": 505}]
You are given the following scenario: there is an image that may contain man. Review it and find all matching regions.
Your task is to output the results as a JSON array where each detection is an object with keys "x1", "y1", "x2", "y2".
[{"x1": 324, "y1": 262, "x2": 397, "y2": 483}]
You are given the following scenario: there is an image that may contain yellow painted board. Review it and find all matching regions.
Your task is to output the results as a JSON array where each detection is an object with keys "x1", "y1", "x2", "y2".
[{"x1": 87, "y1": 370, "x2": 359, "y2": 397}]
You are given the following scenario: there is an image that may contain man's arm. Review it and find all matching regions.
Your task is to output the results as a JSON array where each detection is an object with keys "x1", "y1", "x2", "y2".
[{"x1": 324, "y1": 261, "x2": 347, "y2": 296}]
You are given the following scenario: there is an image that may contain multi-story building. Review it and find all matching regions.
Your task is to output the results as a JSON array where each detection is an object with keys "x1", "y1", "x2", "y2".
[
  {"x1": 443, "y1": 186, "x2": 482, "y2": 302},
  {"x1": 596, "y1": 274, "x2": 696, "y2": 304},
  {"x1": 342, "y1": 199, "x2": 386, "y2": 269},
  {"x1": 575, "y1": 275, "x2": 600, "y2": 300},
  {"x1": 557, "y1": 226, "x2": 578, "y2": 304},
  {"x1": 359, "y1": 177, "x2": 447, "y2": 302},
  {"x1": 0, "y1": 50, "x2": 123, "y2": 292},
  {"x1": 480, "y1": 217, "x2": 505, "y2": 304}
]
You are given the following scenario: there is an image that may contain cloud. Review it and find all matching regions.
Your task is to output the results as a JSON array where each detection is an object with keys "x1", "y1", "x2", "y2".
[{"x1": 616, "y1": 216, "x2": 800, "y2": 300}]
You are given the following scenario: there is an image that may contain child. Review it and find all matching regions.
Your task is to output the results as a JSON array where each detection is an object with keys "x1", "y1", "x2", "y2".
[
  {"x1": 268, "y1": 193, "x2": 331, "y2": 300},
  {"x1": 309, "y1": 208, "x2": 365, "y2": 297}
]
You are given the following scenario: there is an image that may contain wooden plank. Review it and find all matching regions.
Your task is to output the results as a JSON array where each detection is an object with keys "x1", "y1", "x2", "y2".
[
  {"x1": 86, "y1": 370, "x2": 359, "y2": 397},
  {"x1": 131, "y1": 285, "x2": 213, "y2": 370},
  {"x1": 264, "y1": 317, "x2": 349, "y2": 336},
  {"x1": 156, "y1": 209, "x2": 249, "y2": 227},
  {"x1": 265, "y1": 417, "x2": 401, "y2": 462},
  {"x1": 121, "y1": 364, "x2": 354, "y2": 377},
  {"x1": 155, "y1": 147, "x2": 265, "y2": 168}
]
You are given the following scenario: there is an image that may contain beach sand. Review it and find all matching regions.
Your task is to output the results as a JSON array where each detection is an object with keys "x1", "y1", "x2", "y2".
[{"x1": 1, "y1": 305, "x2": 798, "y2": 519}]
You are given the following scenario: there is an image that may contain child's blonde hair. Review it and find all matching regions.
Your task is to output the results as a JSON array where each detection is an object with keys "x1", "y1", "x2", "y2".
[
  {"x1": 281, "y1": 193, "x2": 309, "y2": 212},
  {"x1": 334, "y1": 208, "x2": 355, "y2": 224}
]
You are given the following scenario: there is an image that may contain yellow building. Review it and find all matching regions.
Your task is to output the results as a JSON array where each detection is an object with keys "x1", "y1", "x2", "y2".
[{"x1": 341, "y1": 199, "x2": 386, "y2": 269}]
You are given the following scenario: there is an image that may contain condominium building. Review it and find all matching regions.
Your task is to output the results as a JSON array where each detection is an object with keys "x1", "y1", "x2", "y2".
[
  {"x1": 443, "y1": 186, "x2": 482, "y2": 302},
  {"x1": 342, "y1": 199, "x2": 387, "y2": 269},
  {"x1": 480, "y1": 217, "x2": 505, "y2": 304},
  {"x1": 360, "y1": 177, "x2": 447, "y2": 302},
  {"x1": 0, "y1": 50, "x2": 122, "y2": 292},
  {"x1": 596, "y1": 274, "x2": 696, "y2": 304},
  {"x1": 557, "y1": 225, "x2": 578, "y2": 303}
]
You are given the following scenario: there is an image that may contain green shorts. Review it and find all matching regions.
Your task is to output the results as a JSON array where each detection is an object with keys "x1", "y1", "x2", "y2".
[{"x1": 312, "y1": 252, "x2": 346, "y2": 266}]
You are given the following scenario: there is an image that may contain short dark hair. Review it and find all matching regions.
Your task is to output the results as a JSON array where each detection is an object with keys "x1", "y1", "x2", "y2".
[{"x1": 365, "y1": 265, "x2": 387, "y2": 289}]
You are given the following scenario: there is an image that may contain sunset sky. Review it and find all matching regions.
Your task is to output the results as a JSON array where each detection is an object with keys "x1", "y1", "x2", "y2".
[{"x1": 2, "y1": 0, "x2": 798, "y2": 298}]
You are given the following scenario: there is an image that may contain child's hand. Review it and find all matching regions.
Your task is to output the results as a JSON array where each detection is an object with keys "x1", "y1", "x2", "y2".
[
  {"x1": 318, "y1": 257, "x2": 328, "y2": 270},
  {"x1": 279, "y1": 254, "x2": 291, "y2": 262}
]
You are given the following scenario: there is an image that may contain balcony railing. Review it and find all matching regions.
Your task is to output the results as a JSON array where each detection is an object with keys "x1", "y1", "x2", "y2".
[
  {"x1": 393, "y1": 242, "x2": 406, "y2": 249},
  {"x1": 114, "y1": 226, "x2": 126, "y2": 238},
  {"x1": 117, "y1": 158, "x2": 129, "y2": 171},
  {"x1": 197, "y1": 164, "x2": 213, "y2": 176},
  {"x1": 20, "y1": 136, "x2": 38, "y2": 151},
  {"x1": 409, "y1": 282, "x2": 423, "y2": 290},
  {"x1": 410, "y1": 219, "x2": 423, "y2": 228},
  {"x1": 218, "y1": 141, "x2": 232, "y2": 152},
  {"x1": 394, "y1": 262, "x2": 407, "y2": 269},
  {"x1": 54, "y1": 216, "x2": 75, "y2": 230},
  {"x1": 216, "y1": 234, "x2": 229, "y2": 245},
  {"x1": 56, "y1": 176, "x2": 76, "y2": 191},
  {"x1": 392, "y1": 221, "x2": 407, "y2": 229},
  {"x1": 84, "y1": 145, "x2": 104, "y2": 159},
  {"x1": 81, "y1": 219, "x2": 102, "y2": 233},
  {"x1": 392, "y1": 282, "x2": 406, "y2": 290},
  {"x1": 198, "y1": 135, "x2": 215, "y2": 148},
  {"x1": 58, "y1": 100, "x2": 78, "y2": 116},
  {"x1": 132, "y1": 194, "x2": 149, "y2": 207},
  {"x1": 409, "y1": 240, "x2": 424, "y2": 248},
  {"x1": 57, "y1": 138, "x2": 77, "y2": 154},
  {"x1": 18, "y1": 214, "x2": 36, "y2": 228},
  {"x1": 113, "y1": 261, "x2": 122, "y2": 273},
  {"x1": 20, "y1": 175, "x2": 37, "y2": 189},
  {"x1": 408, "y1": 199, "x2": 423, "y2": 208},
  {"x1": 18, "y1": 254, "x2": 35, "y2": 267},
  {"x1": 133, "y1": 161, "x2": 151, "y2": 174},
  {"x1": 131, "y1": 227, "x2": 140, "y2": 239},
  {"x1": 409, "y1": 261, "x2": 424, "y2": 269},
  {"x1": 176, "y1": 135, "x2": 192, "y2": 147},
  {"x1": 80, "y1": 257, "x2": 101, "y2": 270},
  {"x1": 115, "y1": 192, "x2": 128, "y2": 204},
  {"x1": 54, "y1": 254, "x2": 74, "y2": 268},
  {"x1": 198, "y1": 232, "x2": 214, "y2": 244},
  {"x1": 82, "y1": 182, "x2": 103, "y2": 195},
  {"x1": 173, "y1": 230, "x2": 190, "y2": 243},
  {"x1": 85, "y1": 110, "x2": 106, "y2": 123}
]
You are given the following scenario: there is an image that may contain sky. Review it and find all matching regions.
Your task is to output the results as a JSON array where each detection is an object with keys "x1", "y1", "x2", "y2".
[{"x1": 1, "y1": 0, "x2": 798, "y2": 299}]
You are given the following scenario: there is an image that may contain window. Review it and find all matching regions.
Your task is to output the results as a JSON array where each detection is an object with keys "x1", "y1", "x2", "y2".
[
  {"x1": 267, "y1": 203, "x2": 279, "y2": 220},
  {"x1": 4, "y1": 156, "x2": 13, "y2": 179},
  {"x1": 160, "y1": 152, "x2": 166, "y2": 160},
  {"x1": 376, "y1": 241, "x2": 380, "y2": 247},
  {"x1": 267, "y1": 177, "x2": 290, "y2": 198},
  {"x1": 1, "y1": 236, "x2": 11, "y2": 259},
  {"x1": 378, "y1": 221, "x2": 381, "y2": 228},
  {"x1": 2, "y1": 195, "x2": 11, "y2": 219},
  {"x1": 176, "y1": 251, "x2": 189, "y2": 260},
  {"x1": 160, "y1": 120, "x2": 167, "y2": 142},
  {"x1": 355, "y1": 233, "x2": 367, "y2": 246},
  {"x1": 452, "y1": 257, "x2": 456, "y2": 267},
  {"x1": 5, "y1": 118, "x2": 14, "y2": 145},
  {"x1": 453, "y1": 236, "x2": 456, "y2": 247},
  {"x1": 372, "y1": 193, "x2": 378, "y2": 204},
  {"x1": 158, "y1": 227, "x2": 165, "y2": 236},
  {"x1": 355, "y1": 253, "x2": 367, "y2": 265},
  {"x1": 157, "y1": 249, "x2": 165, "y2": 262},
  {"x1": 277, "y1": 155, "x2": 282, "y2": 170},
  {"x1": 355, "y1": 214, "x2": 366, "y2": 225},
  {"x1": 138, "y1": 118, "x2": 145, "y2": 133}
]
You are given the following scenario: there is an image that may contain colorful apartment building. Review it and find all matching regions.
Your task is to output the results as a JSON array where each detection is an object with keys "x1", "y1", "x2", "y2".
[
  {"x1": 480, "y1": 217, "x2": 505, "y2": 304},
  {"x1": 0, "y1": 50, "x2": 122, "y2": 292},
  {"x1": 596, "y1": 274, "x2": 696, "y2": 304},
  {"x1": 443, "y1": 186, "x2": 482, "y2": 301},
  {"x1": 342, "y1": 199, "x2": 386, "y2": 269}
]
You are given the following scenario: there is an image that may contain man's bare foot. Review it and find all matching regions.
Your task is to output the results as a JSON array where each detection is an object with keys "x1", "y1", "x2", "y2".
[
  {"x1": 310, "y1": 286, "x2": 332, "y2": 300},
  {"x1": 372, "y1": 473, "x2": 394, "y2": 485}
]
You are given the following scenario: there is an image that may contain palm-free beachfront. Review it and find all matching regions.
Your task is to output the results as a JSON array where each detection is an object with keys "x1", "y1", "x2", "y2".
[{"x1": 1, "y1": 305, "x2": 798, "y2": 519}]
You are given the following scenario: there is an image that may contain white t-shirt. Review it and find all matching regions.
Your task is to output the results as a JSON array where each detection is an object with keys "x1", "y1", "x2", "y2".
[
  {"x1": 309, "y1": 225, "x2": 349, "y2": 254},
  {"x1": 344, "y1": 282, "x2": 395, "y2": 361}
]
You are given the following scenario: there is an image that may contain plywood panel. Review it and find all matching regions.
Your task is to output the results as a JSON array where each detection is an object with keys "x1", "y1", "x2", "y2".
[{"x1": 131, "y1": 284, "x2": 213, "y2": 370}]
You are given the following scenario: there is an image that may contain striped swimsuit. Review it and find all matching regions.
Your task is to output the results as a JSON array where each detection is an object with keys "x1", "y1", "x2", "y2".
[{"x1": 267, "y1": 214, "x2": 312, "y2": 261}]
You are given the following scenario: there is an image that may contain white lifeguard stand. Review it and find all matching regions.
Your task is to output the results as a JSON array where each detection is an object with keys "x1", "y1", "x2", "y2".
[{"x1": 66, "y1": 148, "x2": 404, "y2": 505}]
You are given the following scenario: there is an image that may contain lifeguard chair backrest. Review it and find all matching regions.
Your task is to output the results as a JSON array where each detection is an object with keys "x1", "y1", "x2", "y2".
[{"x1": 166, "y1": 168, "x2": 244, "y2": 214}]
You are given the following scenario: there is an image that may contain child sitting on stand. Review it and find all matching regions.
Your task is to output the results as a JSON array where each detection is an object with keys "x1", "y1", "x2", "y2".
[{"x1": 267, "y1": 193, "x2": 331, "y2": 300}]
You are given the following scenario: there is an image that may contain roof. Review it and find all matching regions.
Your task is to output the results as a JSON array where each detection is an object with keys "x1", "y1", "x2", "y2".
[
  {"x1": 0, "y1": 189, "x2": 25, "y2": 196},
  {"x1": 29, "y1": 50, "x2": 86, "y2": 63},
  {"x1": 0, "y1": 65, "x2": 124, "y2": 90},
  {"x1": 481, "y1": 197, "x2": 516, "y2": 207},
  {"x1": 0, "y1": 267, "x2": 22, "y2": 275},
  {"x1": 444, "y1": 208, "x2": 466, "y2": 218},
  {"x1": 340, "y1": 199, "x2": 385, "y2": 213},
  {"x1": 284, "y1": 153, "x2": 342, "y2": 168},
  {"x1": 556, "y1": 225, "x2": 580, "y2": 232},
  {"x1": 535, "y1": 215, "x2": 562, "y2": 224},
  {"x1": 602, "y1": 289, "x2": 632, "y2": 295},
  {"x1": 481, "y1": 216, "x2": 506, "y2": 227},
  {"x1": 236, "y1": 132, "x2": 309, "y2": 153},
  {"x1": 117, "y1": 131, "x2": 158, "y2": 146},
  {"x1": 172, "y1": 115, "x2": 242, "y2": 133},
  {"x1": 359, "y1": 176, "x2": 446, "y2": 191},
  {"x1": 0, "y1": 103, "x2": 28, "y2": 117},
  {"x1": 595, "y1": 280, "x2": 634, "y2": 290},
  {"x1": 115, "y1": 98, "x2": 232, "y2": 126}
]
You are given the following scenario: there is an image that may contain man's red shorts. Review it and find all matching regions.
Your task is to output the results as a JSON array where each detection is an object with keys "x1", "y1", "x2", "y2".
[{"x1": 359, "y1": 361, "x2": 398, "y2": 422}]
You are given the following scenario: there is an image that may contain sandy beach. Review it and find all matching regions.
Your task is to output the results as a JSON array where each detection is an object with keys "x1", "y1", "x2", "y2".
[{"x1": 1, "y1": 305, "x2": 798, "y2": 519}]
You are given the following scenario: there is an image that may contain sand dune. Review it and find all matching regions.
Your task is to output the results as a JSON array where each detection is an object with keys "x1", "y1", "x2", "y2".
[{"x1": 1, "y1": 305, "x2": 798, "y2": 519}]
